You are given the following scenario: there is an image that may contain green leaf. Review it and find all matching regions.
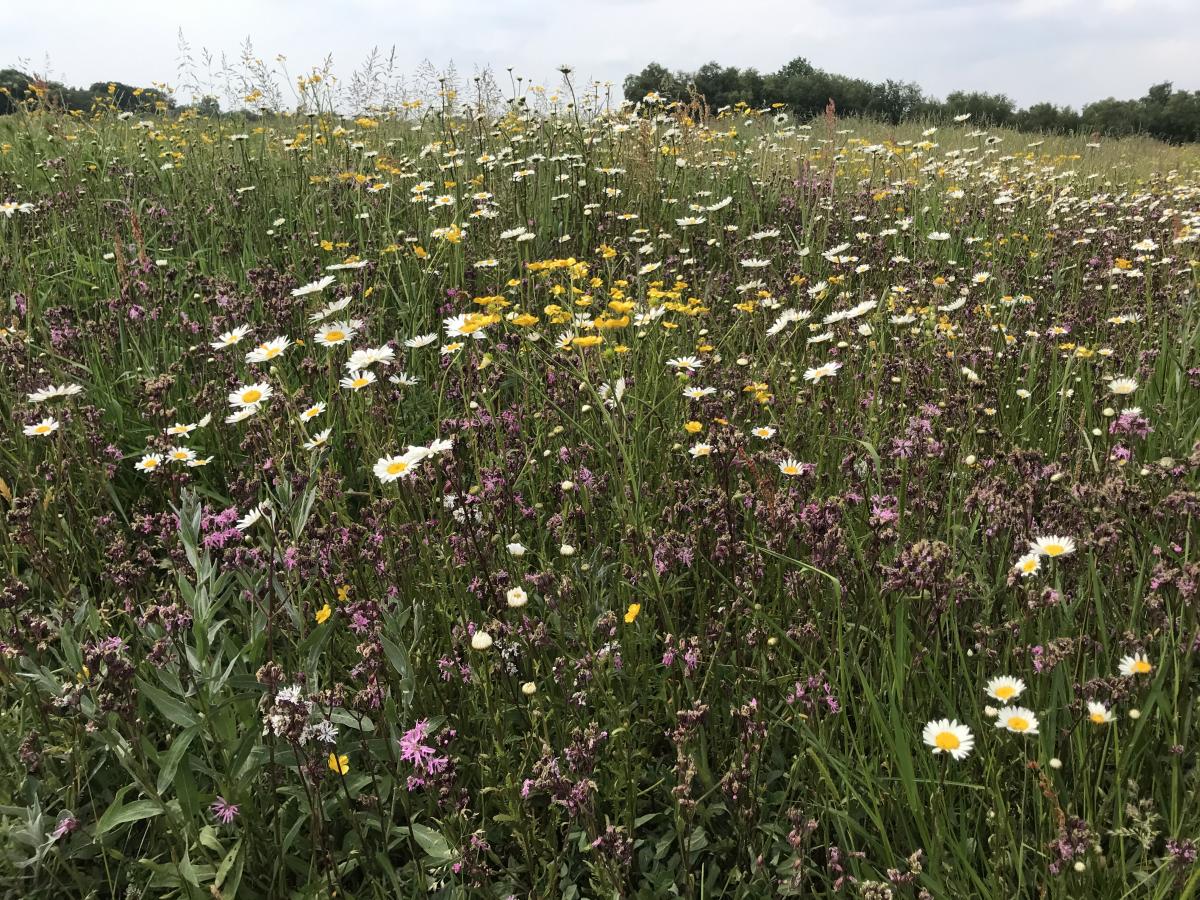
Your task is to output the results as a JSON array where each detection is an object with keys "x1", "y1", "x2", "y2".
[
  {"x1": 157, "y1": 725, "x2": 200, "y2": 795},
  {"x1": 215, "y1": 839, "x2": 242, "y2": 890},
  {"x1": 408, "y1": 823, "x2": 453, "y2": 862},
  {"x1": 96, "y1": 798, "x2": 163, "y2": 837},
  {"x1": 137, "y1": 678, "x2": 199, "y2": 728}
]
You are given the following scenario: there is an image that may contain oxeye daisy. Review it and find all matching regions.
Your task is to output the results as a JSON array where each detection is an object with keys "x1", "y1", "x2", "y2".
[
  {"x1": 1108, "y1": 376, "x2": 1138, "y2": 395},
  {"x1": 1030, "y1": 535, "x2": 1075, "y2": 558},
  {"x1": 666, "y1": 355, "x2": 703, "y2": 371},
  {"x1": 995, "y1": 706, "x2": 1039, "y2": 735},
  {"x1": 236, "y1": 503, "x2": 270, "y2": 531},
  {"x1": 229, "y1": 383, "x2": 273, "y2": 408},
  {"x1": 166, "y1": 446, "x2": 196, "y2": 464},
  {"x1": 404, "y1": 333, "x2": 438, "y2": 348},
  {"x1": 778, "y1": 458, "x2": 807, "y2": 476},
  {"x1": 751, "y1": 426, "x2": 776, "y2": 439},
  {"x1": 1118, "y1": 652, "x2": 1152, "y2": 676},
  {"x1": 225, "y1": 407, "x2": 258, "y2": 424},
  {"x1": 211, "y1": 326, "x2": 251, "y2": 349},
  {"x1": 985, "y1": 676, "x2": 1026, "y2": 703},
  {"x1": 23, "y1": 417, "x2": 60, "y2": 437},
  {"x1": 314, "y1": 320, "x2": 360, "y2": 346},
  {"x1": 803, "y1": 361, "x2": 842, "y2": 382},
  {"x1": 373, "y1": 451, "x2": 423, "y2": 483},
  {"x1": 299, "y1": 402, "x2": 326, "y2": 422},
  {"x1": 506, "y1": 587, "x2": 528, "y2": 608},
  {"x1": 346, "y1": 346, "x2": 395, "y2": 371},
  {"x1": 444, "y1": 313, "x2": 489, "y2": 339},
  {"x1": 1013, "y1": 552, "x2": 1041, "y2": 577},
  {"x1": 340, "y1": 370, "x2": 377, "y2": 391},
  {"x1": 688, "y1": 442, "x2": 713, "y2": 458},
  {"x1": 246, "y1": 336, "x2": 291, "y2": 364},
  {"x1": 922, "y1": 719, "x2": 974, "y2": 760},
  {"x1": 303, "y1": 428, "x2": 332, "y2": 451},
  {"x1": 135, "y1": 453, "x2": 163, "y2": 473},
  {"x1": 683, "y1": 386, "x2": 716, "y2": 399},
  {"x1": 292, "y1": 275, "x2": 336, "y2": 297},
  {"x1": 27, "y1": 383, "x2": 83, "y2": 403},
  {"x1": 1087, "y1": 702, "x2": 1114, "y2": 724}
]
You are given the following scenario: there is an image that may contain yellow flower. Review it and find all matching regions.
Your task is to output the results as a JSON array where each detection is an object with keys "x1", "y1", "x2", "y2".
[
  {"x1": 337, "y1": 584, "x2": 352, "y2": 602},
  {"x1": 315, "y1": 603, "x2": 332, "y2": 625},
  {"x1": 683, "y1": 421, "x2": 703, "y2": 434},
  {"x1": 328, "y1": 753, "x2": 350, "y2": 775},
  {"x1": 624, "y1": 603, "x2": 641, "y2": 624}
]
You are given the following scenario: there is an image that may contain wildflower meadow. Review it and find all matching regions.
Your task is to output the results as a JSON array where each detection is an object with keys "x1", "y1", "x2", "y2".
[{"x1": 1, "y1": 69, "x2": 1199, "y2": 898}]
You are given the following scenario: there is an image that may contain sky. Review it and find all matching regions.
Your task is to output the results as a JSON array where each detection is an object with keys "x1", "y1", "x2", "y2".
[{"x1": 3, "y1": 0, "x2": 1197, "y2": 110}]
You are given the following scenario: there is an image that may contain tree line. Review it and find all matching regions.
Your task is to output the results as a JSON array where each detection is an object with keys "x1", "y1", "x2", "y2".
[
  {"x1": 0, "y1": 68, "x2": 171, "y2": 115},
  {"x1": 5, "y1": 58, "x2": 1198, "y2": 143},
  {"x1": 623, "y1": 58, "x2": 1200, "y2": 143}
]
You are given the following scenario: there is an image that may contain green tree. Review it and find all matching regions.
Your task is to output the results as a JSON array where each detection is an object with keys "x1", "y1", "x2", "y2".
[
  {"x1": 0, "y1": 68, "x2": 32, "y2": 114},
  {"x1": 196, "y1": 95, "x2": 220, "y2": 118}
]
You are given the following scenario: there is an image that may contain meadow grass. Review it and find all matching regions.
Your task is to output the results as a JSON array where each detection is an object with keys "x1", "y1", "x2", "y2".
[{"x1": 0, "y1": 87, "x2": 1199, "y2": 898}]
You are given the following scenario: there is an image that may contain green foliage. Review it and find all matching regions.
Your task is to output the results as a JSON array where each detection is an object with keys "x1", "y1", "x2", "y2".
[
  {"x1": 0, "y1": 69, "x2": 171, "y2": 115},
  {"x1": 625, "y1": 58, "x2": 1200, "y2": 142}
]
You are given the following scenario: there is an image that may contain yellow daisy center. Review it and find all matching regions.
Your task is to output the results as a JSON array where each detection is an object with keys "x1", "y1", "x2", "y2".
[
  {"x1": 934, "y1": 731, "x2": 961, "y2": 751},
  {"x1": 33, "y1": 425, "x2": 50, "y2": 434},
  {"x1": 1133, "y1": 660, "x2": 1151, "y2": 674},
  {"x1": 782, "y1": 465, "x2": 799, "y2": 475},
  {"x1": 1090, "y1": 713, "x2": 1107, "y2": 724},
  {"x1": 1020, "y1": 560, "x2": 1037, "y2": 573},
  {"x1": 324, "y1": 330, "x2": 344, "y2": 342},
  {"x1": 143, "y1": 459, "x2": 158, "y2": 468},
  {"x1": 1006, "y1": 716, "x2": 1030, "y2": 732},
  {"x1": 1044, "y1": 544, "x2": 1065, "y2": 556},
  {"x1": 994, "y1": 685, "x2": 1015, "y2": 699},
  {"x1": 265, "y1": 347, "x2": 281, "y2": 358},
  {"x1": 386, "y1": 461, "x2": 408, "y2": 475},
  {"x1": 242, "y1": 389, "x2": 262, "y2": 404}
]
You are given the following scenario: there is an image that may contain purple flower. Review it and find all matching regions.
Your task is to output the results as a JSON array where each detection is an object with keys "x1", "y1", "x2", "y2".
[
  {"x1": 51, "y1": 815, "x2": 79, "y2": 841},
  {"x1": 399, "y1": 719, "x2": 448, "y2": 776},
  {"x1": 211, "y1": 796, "x2": 239, "y2": 824}
]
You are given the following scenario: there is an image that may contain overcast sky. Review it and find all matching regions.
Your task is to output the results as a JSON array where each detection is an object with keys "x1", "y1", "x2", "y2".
[{"x1": 3, "y1": 0, "x2": 1197, "y2": 109}]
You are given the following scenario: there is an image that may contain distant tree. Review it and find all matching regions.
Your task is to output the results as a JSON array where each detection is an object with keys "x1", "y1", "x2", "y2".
[
  {"x1": 1136, "y1": 82, "x2": 1200, "y2": 143},
  {"x1": 0, "y1": 68, "x2": 32, "y2": 113},
  {"x1": 196, "y1": 95, "x2": 220, "y2": 118},
  {"x1": 1015, "y1": 102, "x2": 1080, "y2": 134},
  {"x1": 762, "y1": 56, "x2": 830, "y2": 117},
  {"x1": 0, "y1": 69, "x2": 169, "y2": 115},
  {"x1": 622, "y1": 63, "x2": 683, "y2": 102},
  {"x1": 942, "y1": 90, "x2": 1016, "y2": 126},
  {"x1": 1080, "y1": 97, "x2": 1141, "y2": 137},
  {"x1": 868, "y1": 79, "x2": 926, "y2": 123}
]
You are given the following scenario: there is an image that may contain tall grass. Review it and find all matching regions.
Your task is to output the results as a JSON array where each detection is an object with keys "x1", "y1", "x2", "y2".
[{"x1": 0, "y1": 78, "x2": 1198, "y2": 898}]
